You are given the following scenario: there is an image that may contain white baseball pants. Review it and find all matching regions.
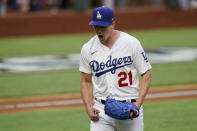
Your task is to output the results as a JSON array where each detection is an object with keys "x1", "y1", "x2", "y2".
[{"x1": 90, "y1": 100, "x2": 144, "y2": 131}]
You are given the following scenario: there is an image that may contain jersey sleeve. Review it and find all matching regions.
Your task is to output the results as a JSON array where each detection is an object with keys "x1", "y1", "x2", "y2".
[
  {"x1": 132, "y1": 39, "x2": 152, "y2": 74},
  {"x1": 79, "y1": 44, "x2": 92, "y2": 74}
]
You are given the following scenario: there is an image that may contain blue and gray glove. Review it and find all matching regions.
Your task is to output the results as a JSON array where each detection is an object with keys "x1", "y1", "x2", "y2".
[{"x1": 104, "y1": 98, "x2": 139, "y2": 120}]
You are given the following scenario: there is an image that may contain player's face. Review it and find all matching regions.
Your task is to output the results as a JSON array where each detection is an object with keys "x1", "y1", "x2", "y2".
[{"x1": 93, "y1": 22, "x2": 115, "y2": 44}]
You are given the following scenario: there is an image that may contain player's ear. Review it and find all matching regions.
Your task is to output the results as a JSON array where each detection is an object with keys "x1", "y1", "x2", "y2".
[{"x1": 111, "y1": 20, "x2": 116, "y2": 28}]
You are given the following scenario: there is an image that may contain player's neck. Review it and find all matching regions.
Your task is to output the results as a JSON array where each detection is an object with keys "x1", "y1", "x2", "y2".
[{"x1": 102, "y1": 30, "x2": 120, "y2": 49}]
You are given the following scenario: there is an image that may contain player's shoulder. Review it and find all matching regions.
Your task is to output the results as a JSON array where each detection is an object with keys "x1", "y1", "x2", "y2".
[
  {"x1": 81, "y1": 35, "x2": 98, "y2": 52},
  {"x1": 120, "y1": 31, "x2": 141, "y2": 46},
  {"x1": 121, "y1": 32, "x2": 140, "y2": 42}
]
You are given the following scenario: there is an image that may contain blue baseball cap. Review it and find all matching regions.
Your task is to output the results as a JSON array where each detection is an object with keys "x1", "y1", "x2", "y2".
[{"x1": 89, "y1": 6, "x2": 114, "y2": 27}]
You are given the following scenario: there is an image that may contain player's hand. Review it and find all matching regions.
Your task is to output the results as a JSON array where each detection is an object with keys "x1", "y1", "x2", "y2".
[
  {"x1": 87, "y1": 108, "x2": 100, "y2": 121},
  {"x1": 133, "y1": 102, "x2": 141, "y2": 109},
  {"x1": 130, "y1": 111, "x2": 134, "y2": 119},
  {"x1": 130, "y1": 102, "x2": 140, "y2": 119}
]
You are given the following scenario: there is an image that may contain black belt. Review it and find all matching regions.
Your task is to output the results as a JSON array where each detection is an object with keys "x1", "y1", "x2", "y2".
[{"x1": 96, "y1": 98, "x2": 136, "y2": 105}]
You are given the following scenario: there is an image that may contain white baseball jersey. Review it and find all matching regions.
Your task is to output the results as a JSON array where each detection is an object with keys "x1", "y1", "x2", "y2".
[{"x1": 79, "y1": 32, "x2": 152, "y2": 100}]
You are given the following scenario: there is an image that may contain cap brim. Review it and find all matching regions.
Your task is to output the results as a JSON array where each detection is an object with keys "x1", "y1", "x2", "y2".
[{"x1": 88, "y1": 21, "x2": 111, "y2": 27}]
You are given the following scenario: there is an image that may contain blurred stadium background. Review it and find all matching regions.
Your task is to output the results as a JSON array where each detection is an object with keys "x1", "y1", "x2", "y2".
[
  {"x1": 0, "y1": 0, "x2": 197, "y2": 36},
  {"x1": 0, "y1": 0, "x2": 197, "y2": 131}
]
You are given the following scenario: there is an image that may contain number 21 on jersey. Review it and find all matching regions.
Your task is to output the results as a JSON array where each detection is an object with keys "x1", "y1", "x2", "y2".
[{"x1": 118, "y1": 71, "x2": 132, "y2": 87}]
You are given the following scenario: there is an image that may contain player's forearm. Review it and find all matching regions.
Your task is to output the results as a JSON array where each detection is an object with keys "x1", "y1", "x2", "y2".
[
  {"x1": 80, "y1": 80, "x2": 93, "y2": 111},
  {"x1": 136, "y1": 70, "x2": 151, "y2": 108}
]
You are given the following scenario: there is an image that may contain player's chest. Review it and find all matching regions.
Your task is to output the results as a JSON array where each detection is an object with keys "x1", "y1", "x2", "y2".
[
  {"x1": 89, "y1": 46, "x2": 134, "y2": 74},
  {"x1": 90, "y1": 43, "x2": 132, "y2": 62}
]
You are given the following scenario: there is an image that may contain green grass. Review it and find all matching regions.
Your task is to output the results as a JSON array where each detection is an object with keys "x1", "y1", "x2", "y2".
[
  {"x1": 0, "y1": 61, "x2": 197, "y2": 98},
  {"x1": 0, "y1": 108, "x2": 89, "y2": 131},
  {"x1": 0, "y1": 27, "x2": 196, "y2": 58},
  {"x1": 0, "y1": 33, "x2": 93, "y2": 58},
  {"x1": 130, "y1": 27, "x2": 197, "y2": 50},
  {"x1": 151, "y1": 61, "x2": 197, "y2": 86},
  {"x1": 0, "y1": 99, "x2": 196, "y2": 131},
  {"x1": 144, "y1": 99, "x2": 197, "y2": 131},
  {"x1": 0, "y1": 69, "x2": 81, "y2": 98}
]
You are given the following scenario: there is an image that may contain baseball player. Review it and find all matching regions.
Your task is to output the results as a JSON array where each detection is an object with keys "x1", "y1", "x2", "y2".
[{"x1": 80, "y1": 6, "x2": 152, "y2": 131}]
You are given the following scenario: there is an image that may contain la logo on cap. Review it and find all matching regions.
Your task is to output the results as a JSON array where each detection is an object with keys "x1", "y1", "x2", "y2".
[{"x1": 97, "y1": 11, "x2": 102, "y2": 20}]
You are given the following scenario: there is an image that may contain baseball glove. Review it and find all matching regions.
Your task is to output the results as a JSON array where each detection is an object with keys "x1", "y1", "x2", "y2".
[{"x1": 104, "y1": 98, "x2": 139, "y2": 120}]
